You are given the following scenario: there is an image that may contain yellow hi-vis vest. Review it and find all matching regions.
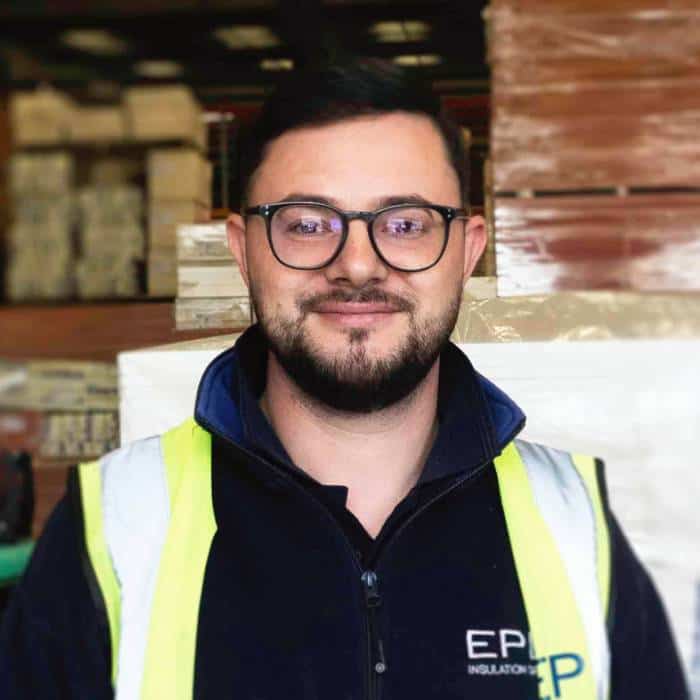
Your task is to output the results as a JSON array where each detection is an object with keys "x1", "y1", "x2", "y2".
[{"x1": 77, "y1": 418, "x2": 612, "y2": 700}]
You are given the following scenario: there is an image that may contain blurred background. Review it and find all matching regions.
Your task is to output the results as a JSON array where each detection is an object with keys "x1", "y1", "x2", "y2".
[
  {"x1": 0, "y1": 0, "x2": 699, "y2": 692},
  {"x1": 0, "y1": 0, "x2": 494, "y2": 540}
]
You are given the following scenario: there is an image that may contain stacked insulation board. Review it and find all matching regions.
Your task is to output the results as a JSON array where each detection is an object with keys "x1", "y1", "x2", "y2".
[
  {"x1": 174, "y1": 222, "x2": 253, "y2": 330},
  {"x1": 485, "y1": 0, "x2": 700, "y2": 295}
]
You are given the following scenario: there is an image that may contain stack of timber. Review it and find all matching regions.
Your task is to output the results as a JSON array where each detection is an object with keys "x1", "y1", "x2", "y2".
[
  {"x1": 485, "y1": 0, "x2": 700, "y2": 295},
  {"x1": 174, "y1": 222, "x2": 252, "y2": 330}
]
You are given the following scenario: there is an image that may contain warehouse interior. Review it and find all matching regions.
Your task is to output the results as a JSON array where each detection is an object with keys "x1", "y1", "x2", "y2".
[{"x1": 0, "y1": 0, "x2": 699, "y2": 693}]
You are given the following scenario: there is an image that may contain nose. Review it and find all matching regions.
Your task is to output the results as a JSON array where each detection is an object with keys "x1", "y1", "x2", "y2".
[{"x1": 324, "y1": 218, "x2": 389, "y2": 287}]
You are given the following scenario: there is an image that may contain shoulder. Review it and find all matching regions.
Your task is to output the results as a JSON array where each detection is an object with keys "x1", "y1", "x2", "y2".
[
  {"x1": 77, "y1": 417, "x2": 204, "y2": 515},
  {"x1": 509, "y1": 438, "x2": 608, "y2": 497}
]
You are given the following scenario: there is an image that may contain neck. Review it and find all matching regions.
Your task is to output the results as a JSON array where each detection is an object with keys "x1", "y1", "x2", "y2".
[{"x1": 259, "y1": 351, "x2": 441, "y2": 538}]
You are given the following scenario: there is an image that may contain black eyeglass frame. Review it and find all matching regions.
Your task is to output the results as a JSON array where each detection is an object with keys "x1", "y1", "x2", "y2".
[{"x1": 244, "y1": 201, "x2": 471, "y2": 272}]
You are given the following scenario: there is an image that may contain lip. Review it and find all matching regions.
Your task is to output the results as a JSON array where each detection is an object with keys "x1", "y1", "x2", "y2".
[
  {"x1": 314, "y1": 302, "x2": 400, "y2": 314},
  {"x1": 313, "y1": 302, "x2": 403, "y2": 328}
]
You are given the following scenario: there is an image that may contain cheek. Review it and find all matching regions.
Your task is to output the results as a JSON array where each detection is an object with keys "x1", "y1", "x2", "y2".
[
  {"x1": 413, "y1": 250, "x2": 465, "y2": 313},
  {"x1": 247, "y1": 246, "x2": 321, "y2": 314}
]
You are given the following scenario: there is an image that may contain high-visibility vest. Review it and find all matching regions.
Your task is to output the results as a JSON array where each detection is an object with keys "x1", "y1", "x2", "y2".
[{"x1": 77, "y1": 418, "x2": 611, "y2": 700}]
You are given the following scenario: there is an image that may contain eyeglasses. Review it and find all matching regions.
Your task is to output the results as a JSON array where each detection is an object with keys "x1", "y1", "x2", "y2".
[{"x1": 244, "y1": 201, "x2": 470, "y2": 272}]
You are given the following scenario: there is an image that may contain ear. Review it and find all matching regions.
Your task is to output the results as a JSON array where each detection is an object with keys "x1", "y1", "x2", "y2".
[
  {"x1": 461, "y1": 214, "x2": 487, "y2": 284},
  {"x1": 227, "y1": 212, "x2": 250, "y2": 289}
]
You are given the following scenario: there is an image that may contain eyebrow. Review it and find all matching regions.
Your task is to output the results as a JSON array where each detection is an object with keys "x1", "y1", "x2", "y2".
[{"x1": 278, "y1": 192, "x2": 434, "y2": 209}]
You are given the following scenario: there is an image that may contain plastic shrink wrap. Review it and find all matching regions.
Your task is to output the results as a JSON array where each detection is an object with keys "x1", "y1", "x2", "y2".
[
  {"x1": 487, "y1": 4, "x2": 700, "y2": 191},
  {"x1": 486, "y1": 1, "x2": 700, "y2": 294},
  {"x1": 493, "y1": 193, "x2": 700, "y2": 295}
]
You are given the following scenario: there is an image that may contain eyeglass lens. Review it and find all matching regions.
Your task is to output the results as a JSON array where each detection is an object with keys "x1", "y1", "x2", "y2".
[{"x1": 270, "y1": 204, "x2": 446, "y2": 270}]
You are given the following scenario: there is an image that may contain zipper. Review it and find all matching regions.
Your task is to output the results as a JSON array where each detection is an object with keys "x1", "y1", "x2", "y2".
[
  {"x1": 198, "y1": 414, "x2": 525, "y2": 700},
  {"x1": 365, "y1": 419, "x2": 526, "y2": 570},
  {"x1": 361, "y1": 570, "x2": 387, "y2": 700}
]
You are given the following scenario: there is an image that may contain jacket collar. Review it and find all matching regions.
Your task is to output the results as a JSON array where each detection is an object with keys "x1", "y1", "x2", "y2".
[{"x1": 194, "y1": 324, "x2": 525, "y2": 484}]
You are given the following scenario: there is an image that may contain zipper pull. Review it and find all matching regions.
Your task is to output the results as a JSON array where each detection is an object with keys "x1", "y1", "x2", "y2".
[
  {"x1": 361, "y1": 570, "x2": 388, "y2": 676},
  {"x1": 361, "y1": 570, "x2": 382, "y2": 608},
  {"x1": 375, "y1": 639, "x2": 387, "y2": 674}
]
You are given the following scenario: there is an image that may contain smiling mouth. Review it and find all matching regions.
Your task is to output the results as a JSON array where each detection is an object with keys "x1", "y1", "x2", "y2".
[
  {"x1": 314, "y1": 302, "x2": 400, "y2": 314},
  {"x1": 312, "y1": 302, "x2": 403, "y2": 327}
]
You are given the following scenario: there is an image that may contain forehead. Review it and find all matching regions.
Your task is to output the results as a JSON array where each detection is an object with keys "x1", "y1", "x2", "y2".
[{"x1": 249, "y1": 111, "x2": 460, "y2": 208}]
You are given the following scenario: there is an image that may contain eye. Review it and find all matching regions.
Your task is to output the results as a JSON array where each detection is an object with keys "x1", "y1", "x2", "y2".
[
  {"x1": 383, "y1": 217, "x2": 427, "y2": 237},
  {"x1": 288, "y1": 217, "x2": 330, "y2": 236}
]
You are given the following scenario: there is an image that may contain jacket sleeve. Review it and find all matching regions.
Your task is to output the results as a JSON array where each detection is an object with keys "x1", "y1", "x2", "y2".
[
  {"x1": 0, "y1": 479, "x2": 114, "y2": 699},
  {"x1": 608, "y1": 512, "x2": 690, "y2": 699}
]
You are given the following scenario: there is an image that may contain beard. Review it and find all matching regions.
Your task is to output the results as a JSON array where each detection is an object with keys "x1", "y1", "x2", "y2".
[{"x1": 250, "y1": 283, "x2": 462, "y2": 413}]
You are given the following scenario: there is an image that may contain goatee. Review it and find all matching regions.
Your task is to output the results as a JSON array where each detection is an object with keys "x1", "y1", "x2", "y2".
[{"x1": 251, "y1": 285, "x2": 461, "y2": 413}]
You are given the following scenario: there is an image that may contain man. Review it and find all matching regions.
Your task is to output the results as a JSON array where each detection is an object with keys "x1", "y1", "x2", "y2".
[{"x1": 0, "y1": 58, "x2": 688, "y2": 699}]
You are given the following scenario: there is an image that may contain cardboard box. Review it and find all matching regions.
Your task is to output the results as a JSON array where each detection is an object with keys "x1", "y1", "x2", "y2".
[
  {"x1": 147, "y1": 148, "x2": 212, "y2": 204},
  {"x1": 149, "y1": 201, "x2": 211, "y2": 250},
  {"x1": 147, "y1": 251, "x2": 177, "y2": 297},
  {"x1": 124, "y1": 85, "x2": 206, "y2": 148},
  {"x1": 80, "y1": 226, "x2": 144, "y2": 259},
  {"x1": 9, "y1": 152, "x2": 74, "y2": 195},
  {"x1": 71, "y1": 106, "x2": 127, "y2": 143},
  {"x1": 6, "y1": 248, "x2": 74, "y2": 301},
  {"x1": 40, "y1": 411, "x2": 119, "y2": 459},
  {"x1": 76, "y1": 255, "x2": 141, "y2": 299},
  {"x1": 0, "y1": 360, "x2": 118, "y2": 412},
  {"x1": 9, "y1": 88, "x2": 75, "y2": 145},
  {"x1": 78, "y1": 185, "x2": 143, "y2": 230},
  {"x1": 11, "y1": 196, "x2": 74, "y2": 236},
  {"x1": 7, "y1": 222, "x2": 73, "y2": 264},
  {"x1": 88, "y1": 157, "x2": 143, "y2": 186}
]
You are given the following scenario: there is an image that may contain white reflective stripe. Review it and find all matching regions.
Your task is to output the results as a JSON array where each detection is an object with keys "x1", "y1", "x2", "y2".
[
  {"x1": 514, "y1": 440, "x2": 610, "y2": 700},
  {"x1": 101, "y1": 436, "x2": 170, "y2": 700}
]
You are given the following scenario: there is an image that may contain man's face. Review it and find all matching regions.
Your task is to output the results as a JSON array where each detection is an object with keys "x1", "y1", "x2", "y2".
[{"x1": 228, "y1": 112, "x2": 486, "y2": 412}]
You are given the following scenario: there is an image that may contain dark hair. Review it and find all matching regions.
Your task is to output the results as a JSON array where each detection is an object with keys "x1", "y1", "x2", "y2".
[{"x1": 238, "y1": 57, "x2": 469, "y2": 208}]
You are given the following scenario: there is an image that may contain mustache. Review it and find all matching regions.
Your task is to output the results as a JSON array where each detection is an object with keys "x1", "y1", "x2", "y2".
[{"x1": 298, "y1": 288, "x2": 414, "y2": 315}]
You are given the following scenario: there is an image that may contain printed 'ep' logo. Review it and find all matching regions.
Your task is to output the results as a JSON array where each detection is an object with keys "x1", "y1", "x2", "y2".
[{"x1": 465, "y1": 628, "x2": 584, "y2": 698}]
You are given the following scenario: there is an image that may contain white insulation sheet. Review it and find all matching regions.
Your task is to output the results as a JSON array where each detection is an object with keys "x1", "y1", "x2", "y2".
[{"x1": 119, "y1": 338, "x2": 700, "y2": 690}]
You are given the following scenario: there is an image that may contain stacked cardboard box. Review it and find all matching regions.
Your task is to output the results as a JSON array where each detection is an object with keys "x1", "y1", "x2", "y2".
[
  {"x1": 41, "y1": 412, "x2": 119, "y2": 459},
  {"x1": 5, "y1": 84, "x2": 213, "y2": 301},
  {"x1": 12, "y1": 85, "x2": 206, "y2": 148},
  {"x1": 71, "y1": 106, "x2": 127, "y2": 144},
  {"x1": 485, "y1": 0, "x2": 700, "y2": 294},
  {"x1": 76, "y1": 185, "x2": 144, "y2": 298},
  {"x1": 9, "y1": 88, "x2": 76, "y2": 146},
  {"x1": 147, "y1": 149, "x2": 212, "y2": 296},
  {"x1": 6, "y1": 153, "x2": 75, "y2": 300},
  {"x1": 174, "y1": 222, "x2": 252, "y2": 330},
  {"x1": 124, "y1": 85, "x2": 207, "y2": 148},
  {"x1": 0, "y1": 359, "x2": 119, "y2": 459}
]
